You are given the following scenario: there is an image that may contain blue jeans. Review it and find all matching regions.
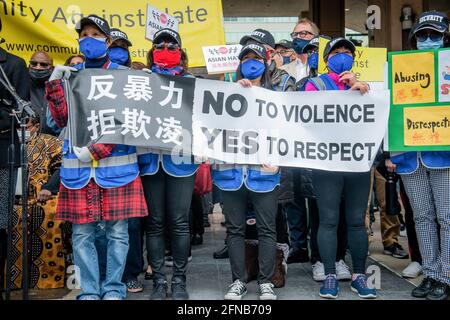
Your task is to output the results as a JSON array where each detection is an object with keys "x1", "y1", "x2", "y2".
[{"x1": 72, "y1": 219, "x2": 129, "y2": 300}]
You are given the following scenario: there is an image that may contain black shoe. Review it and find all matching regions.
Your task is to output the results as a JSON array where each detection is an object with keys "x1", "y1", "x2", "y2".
[
  {"x1": 203, "y1": 221, "x2": 211, "y2": 228},
  {"x1": 220, "y1": 221, "x2": 226, "y2": 227},
  {"x1": 150, "y1": 280, "x2": 168, "y2": 300},
  {"x1": 287, "y1": 247, "x2": 309, "y2": 264},
  {"x1": 213, "y1": 245, "x2": 229, "y2": 259},
  {"x1": 171, "y1": 278, "x2": 189, "y2": 300},
  {"x1": 145, "y1": 271, "x2": 153, "y2": 280},
  {"x1": 412, "y1": 277, "x2": 437, "y2": 298},
  {"x1": 427, "y1": 281, "x2": 450, "y2": 300},
  {"x1": 383, "y1": 243, "x2": 409, "y2": 259},
  {"x1": 191, "y1": 234, "x2": 203, "y2": 246}
]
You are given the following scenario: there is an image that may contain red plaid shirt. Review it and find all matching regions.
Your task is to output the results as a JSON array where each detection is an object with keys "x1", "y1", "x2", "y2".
[{"x1": 45, "y1": 65, "x2": 148, "y2": 224}]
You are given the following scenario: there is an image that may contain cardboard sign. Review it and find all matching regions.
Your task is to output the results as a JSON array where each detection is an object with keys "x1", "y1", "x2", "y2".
[
  {"x1": 202, "y1": 45, "x2": 242, "y2": 74},
  {"x1": 145, "y1": 4, "x2": 179, "y2": 41}
]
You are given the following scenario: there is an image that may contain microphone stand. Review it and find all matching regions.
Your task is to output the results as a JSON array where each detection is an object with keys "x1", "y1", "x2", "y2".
[{"x1": 0, "y1": 64, "x2": 34, "y2": 301}]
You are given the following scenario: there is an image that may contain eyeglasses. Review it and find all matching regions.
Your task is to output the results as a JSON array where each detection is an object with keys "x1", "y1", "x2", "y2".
[
  {"x1": 290, "y1": 30, "x2": 315, "y2": 39},
  {"x1": 415, "y1": 31, "x2": 444, "y2": 42},
  {"x1": 153, "y1": 42, "x2": 180, "y2": 51},
  {"x1": 29, "y1": 61, "x2": 51, "y2": 68}
]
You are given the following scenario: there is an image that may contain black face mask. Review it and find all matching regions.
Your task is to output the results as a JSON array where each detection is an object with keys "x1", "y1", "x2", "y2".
[{"x1": 29, "y1": 68, "x2": 52, "y2": 84}]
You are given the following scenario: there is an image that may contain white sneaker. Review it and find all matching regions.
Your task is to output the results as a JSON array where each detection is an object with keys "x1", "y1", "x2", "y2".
[
  {"x1": 402, "y1": 262, "x2": 423, "y2": 278},
  {"x1": 224, "y1": 280, "x2": 247, "y2": 300},
  {"x1": 259, "y1": 283, "x2": 277, "y2": 300},
  {"x1": 312, "y1": 262, "x2": 326, "y2": 281},
  {"x1": 336, "y1": 260, "x2": 352, "y2": 280}
]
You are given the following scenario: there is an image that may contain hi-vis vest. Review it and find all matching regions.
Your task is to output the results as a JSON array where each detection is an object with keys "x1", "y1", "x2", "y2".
[
  {"x1": 60, "y1": 60, "x2": 139, "y2": 189},
  {"x1": 137, "y1": 148, "x2": 198, "y2": 178},
  {"x1": 391, "y1": 151, "x2": 450, "y2": 174}
]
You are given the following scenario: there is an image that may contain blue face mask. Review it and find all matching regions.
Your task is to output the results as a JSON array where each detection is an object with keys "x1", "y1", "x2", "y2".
[
  {"x1": 282, "y1": 56, "x2": 291, "y2": 65},
  {"x1": 307, "y1": 52, "x2": 319, "y2": 70},
  {"x1": 79, "y1": 37, "x2": 108, "y2": 60},
  {"x1": 109, "y1": 47, "x2": 129, "y2": 65},
  {"x1": 240, "y1": 59, "x2": 266, "y2": 80},
  {"x1": 292, "y1": 39, "x2": 309, "y2": 54},
  {"x1": 327, "y1": 52, "x2": 354, "y2": 74},
  {"x1": 416, "y1": 38, "x2": 444, "y2": 50}
]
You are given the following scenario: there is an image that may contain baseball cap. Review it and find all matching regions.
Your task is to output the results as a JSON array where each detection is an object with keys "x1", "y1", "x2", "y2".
[
  {"x1": 153, "y1": 28, "x2": 182, "y2": 47},
  {"x1": 323, "y1": 37, "x2": 356, "y2": 60},
  {"x1": 302, "y1": 35, "x2": 331, "y2": 54},
  {"x1": 238, "y1": 43, "x2": 267, "y2": 61},
  {"x1": 110, "y1": 28, "x2": 132, "y2": 47},
  {"x1": 411, "y1": 11, "x2": 449, "y2": 37},
  {"x1": 75, "y1": 14, "x2": 110, "y2": 36},
  {"x1": 275, "y1": 39, "x2": 293, "y2": 49},
  {"x1": 239, "y1": 29, "x2": 276, "y2": 49}
]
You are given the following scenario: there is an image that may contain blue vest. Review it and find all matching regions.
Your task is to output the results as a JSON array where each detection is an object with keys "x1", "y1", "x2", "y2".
[
  {"x1": 60, "y1": 60, "x2": 139, "y2": 189},
  {"x1": 212, "y1": 165, "x2": 280, "y2": 193},
  {"x1": 391, "y1": 152, "x2": 450, "y2": 174}
]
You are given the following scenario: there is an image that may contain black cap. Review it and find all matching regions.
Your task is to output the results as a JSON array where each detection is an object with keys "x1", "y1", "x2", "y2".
[
  {"x1": 75, "y1": 15, "x2": 110, "y2": 36},
  {"x1": 275, "y1": 39, "x2": 293, "y2": 49},
  {"x1": 301, "y1": 35, "x2": 331, "y2": 54},
  {"x1": 238, "y1": 43, "x2": 267, "y2": 61},
  {"x1": 323, "y1": 37, "x2": 356, "y2": 60},
  {"x1": 410, "y1": 11, "x2": 449, "y2": 39},
  {"x1": 110, "y1": 28, "x2": 132, "y2": 47},
  {"x1": 153, "y1": 28, "x2": 182, "y2": 47},
  {"x1": 239, "y1": 29, "x2": 276, "y2": 49}
]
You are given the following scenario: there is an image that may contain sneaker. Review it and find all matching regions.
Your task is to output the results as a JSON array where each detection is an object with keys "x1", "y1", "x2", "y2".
[
  {"x1": 213, "y1": 245, "x2": 229, "y2": 259},
  {"x1": 171, "y1": 278, "x2": 189, "y2": 300},
  {"x1": 336, "y1": 260, "x2": 352, "y2": 281},
  {"x1": 351, "y1": 275, "x2": 377, "y2": 299},
  {"x1": 402, "y1": 262, "x2": 423, "y2": 279},
  {"x1": 412, "y1": 277, "x2": 437, "y2": 298},
  {"x1": 259, "y1": 283, "x2": 277, "y2": 300},
  {"x1": 224, "y1": 280, "x2": 247, "y2": 300},
  {"x1": 426, "y1": 281, "x2": 450, "y2": 301},
  {"x1": 126, "y1": 279, "x2": 144, "y2": 293},
  {"x1": 102, "y1": 295, "x2": 122, "y2": 300},
  {"x1": 383, "y1": 243, "x2": 409, "y2": 259},
  {"x1": 312, "y1": 262, "x2": 326, "y2": 281},
  {"x1": 150, "y1": 280, "x2": 168, "y2": 300},
  {"x1": 287, "y1": 247, "x2": 309, "y2": 264},
  {"x1": 319, "y1": 275, "x2": 339, "y2": 299},
  {"x1": 399, "y1": 224, "x2": 407, "y2": 237}
]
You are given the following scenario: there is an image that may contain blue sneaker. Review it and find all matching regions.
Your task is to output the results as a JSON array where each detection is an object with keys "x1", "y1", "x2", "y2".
[
  {"x1": 319, "y1": 274, "x2": 339, "y2": 299},
  {"x1": 351, "y1": 275, "x2": 377, "y2": 299}
]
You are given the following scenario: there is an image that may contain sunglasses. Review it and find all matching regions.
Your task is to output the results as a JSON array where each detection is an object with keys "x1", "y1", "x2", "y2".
[
  {"x1": 290, "y1": 30, "x2": 315, "y2": 39},
  {"x1": 29, "y1": 61, "x2": 51, "y2": 68},
  {"x1": 153, "y1": 42, "x2": 180, "y2": 51},
  {"x1": 415, "y1": 31, "x2": 444, "y2": 42}
]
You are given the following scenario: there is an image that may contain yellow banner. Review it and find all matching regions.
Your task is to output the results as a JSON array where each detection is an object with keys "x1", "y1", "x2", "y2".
[
  {"x1": 0, "y1": 0, "x2": 225, "y2": 67},
  {"x1": 404, "y1": 106, "x2": 450, "y2": 146},
  {"x1": 391, "y1": 52, "x2": 435, "y2": 105},
  {"x1": 317, "y1": 38, "x2": 386, "y2": 82}
]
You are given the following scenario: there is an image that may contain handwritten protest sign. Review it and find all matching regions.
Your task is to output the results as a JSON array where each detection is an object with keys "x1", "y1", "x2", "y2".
[
  {"x1": 145, "y1": 4, "x2": 179, "y2": 41},
  {"x1": 202, "y1": 45, "x2": 242, "y2": 74},
  {"x1": 388, "y1": 48, "x2": 450, "y2": 151}
]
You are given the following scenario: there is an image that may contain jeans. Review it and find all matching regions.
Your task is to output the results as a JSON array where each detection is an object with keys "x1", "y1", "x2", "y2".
[
  {"x1": 142, "y1": 168, "x2": 195, "y2": 282},
  {"x1": 72, "y1": 219, "x2": 129, "y2": 300},
  {"x1": 122, "y1": 218, "x2": 143, "y2": 282},
  {"x1": 222, "y1": 186, "x2": 279, "y2": 284},
  {"x1": 313, "y1": 170, "x2": 370, "y2": 275}
]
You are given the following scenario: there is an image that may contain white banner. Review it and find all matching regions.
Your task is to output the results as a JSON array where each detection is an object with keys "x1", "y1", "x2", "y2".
[
  {"x1": 202, "y1": 44, "x2": 242, "y2": 74},
  {"x1": 192, "y1": 79, "x2": 390, "y2": 172},
  {"x1": 145, "y1": 4, "x2": 179, "y2": 41}
]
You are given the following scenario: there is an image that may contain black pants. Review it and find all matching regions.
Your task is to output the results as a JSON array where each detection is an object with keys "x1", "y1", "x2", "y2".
[
  {"x1": 222, "y1": 187, "x2": 279, "y2": 284},
  {"x1": 122, "y1": 218, "x2": 143, "y2": 282},
  {"x1": 399, "y1": 178, "x2": 422, "y2": 264},
  {"x1": 313, "y1": 170, "x2": 370, "y2": 275},
  {"x1": 0, "y1": 229, "x2": 6, "y2": 292},
  {"x1": 309, "y1": 198, "x2": 348, "y2": 264},
  {"x1": 190, "y1": 194, "x2": 205, "y2": 236},
  {"x1": 142, "y1": 168, "x2": 195, "y2": 282}
]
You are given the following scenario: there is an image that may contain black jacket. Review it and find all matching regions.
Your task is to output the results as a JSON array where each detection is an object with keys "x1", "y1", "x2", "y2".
[{"x1": 0, "y1": 48, "x2": 30, "y2": 167}]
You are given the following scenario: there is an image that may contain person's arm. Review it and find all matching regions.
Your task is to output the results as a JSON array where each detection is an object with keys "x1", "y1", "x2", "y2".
[
  {"x1": 45, "y1": 80, "x2": 68, "y2": 128},
  {"x1": 88, "y1": 144, "x2": 115, "y2": 160}
]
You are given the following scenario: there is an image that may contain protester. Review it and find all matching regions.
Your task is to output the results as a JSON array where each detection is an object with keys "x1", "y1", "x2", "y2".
[
  {"x1": 387, "y1": 11, "x2": 450, "y2": 300},
  {"x1": 64, "y1": 55, "x2": 85, "y2": 67},
  {"x1": 139, "y1": 28, "x2": 198, "y2": 300},
  {"x1": 214, "y1": 42, "x2": 280, "y2": 301},
  {"x1": 10, "y1": 113, "x2": 65, "y2": 289},
  {"x1": 109, "y1": 28, "x2": 132, "y2": 67},
  {"x1": 305, "y1": 37, "x2": 376, "y2": 299},
  {"x1": 45, "y1": 14, "x2": 148, "y2": 300},
  {"x1": 274, "y1": 40, "x2": 295, "y2": 67},
  {"x1": 0, "y1": 46, "x2": 30, "y2": 300}
]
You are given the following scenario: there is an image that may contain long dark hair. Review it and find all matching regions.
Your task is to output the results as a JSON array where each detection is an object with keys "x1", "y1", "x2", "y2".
[{"x1": 146, "y1": 47, "x2": 189, "y2": 71}]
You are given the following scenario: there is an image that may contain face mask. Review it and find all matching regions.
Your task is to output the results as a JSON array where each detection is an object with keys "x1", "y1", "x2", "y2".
[
  {"x1": 292, "y1": 39, "x2": 309, "y2": 54},
  {"x1": 282, "y1": 56, "x2": 291, "y2": 65},
  {"x1": 307, "y1": 52, "x2": 319, "y2": 70},
  {"x1": 240, "y1": 59, "x2": 266, "y2": 80},
  {"x1": 29, "y1": 68, "x2": 52, "y2": 82},
  {"x1": 109, "y1": 47, "x2": 129, "y2": 65},
  {"x1": 416, "y1": 38, "x2": 444, "y2": 50},
  {"x1": 153, "y1": 48, "x2": 182, "y2": 68},
  {"x1": 79, "y1": 37, "x2": 108, "y2": 60},
  {"x1": 327, "y1": 52, "x2": 354, "y2": 74}
]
